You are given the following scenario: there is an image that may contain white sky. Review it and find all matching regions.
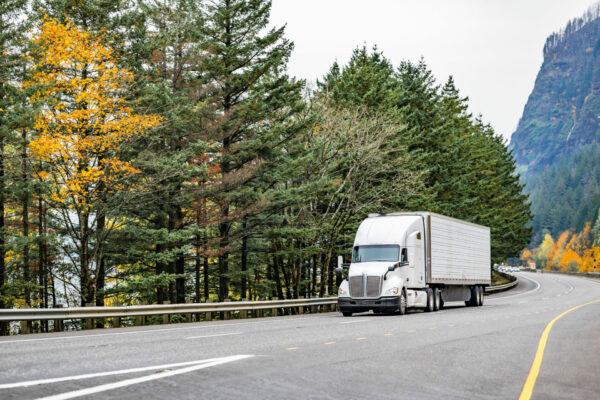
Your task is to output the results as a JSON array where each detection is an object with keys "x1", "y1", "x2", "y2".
[{"x1": 271, "y1": 0, "x2": 597, "y2": 142}]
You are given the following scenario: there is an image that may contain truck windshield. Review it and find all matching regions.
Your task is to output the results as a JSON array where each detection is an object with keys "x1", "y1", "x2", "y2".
[{"x1": 352, "y1": 245, "x2": 399, "y2": 263}]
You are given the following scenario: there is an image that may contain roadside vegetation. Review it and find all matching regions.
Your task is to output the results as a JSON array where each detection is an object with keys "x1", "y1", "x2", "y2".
[{"x1": 0, "y1": 0, "x2": 531, "y2": 334}]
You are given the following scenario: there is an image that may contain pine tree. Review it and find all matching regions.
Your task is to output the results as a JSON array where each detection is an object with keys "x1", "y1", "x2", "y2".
[
  {"x1": 0, "y1": 0, "x2": 29, "y2": 335},
  {"x1": 201, "y1": 0, "x2": 304, "y2": 300}
]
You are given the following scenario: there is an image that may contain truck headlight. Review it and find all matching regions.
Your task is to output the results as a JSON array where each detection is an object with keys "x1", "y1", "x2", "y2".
[
  {"x1": 338, "y1": 287, "x2": 346, "y2": 296},
  {"x1": 385, "y1": 287, "x2": 399, "y2": 295}
]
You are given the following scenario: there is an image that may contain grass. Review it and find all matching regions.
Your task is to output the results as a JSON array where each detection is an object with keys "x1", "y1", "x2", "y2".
[{"x1": 491, "y1": 270, "x2": 512, "y2": 286}]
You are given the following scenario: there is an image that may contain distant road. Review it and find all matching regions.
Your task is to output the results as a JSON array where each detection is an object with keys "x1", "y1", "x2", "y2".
[{"x1": 1, "y1": 273, "x2": 599, "y2": 399}]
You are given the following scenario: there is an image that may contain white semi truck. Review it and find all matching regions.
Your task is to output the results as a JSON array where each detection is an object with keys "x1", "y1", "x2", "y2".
[{"x1": 336, "y1": 212, "x2": 491, "y2": 316}]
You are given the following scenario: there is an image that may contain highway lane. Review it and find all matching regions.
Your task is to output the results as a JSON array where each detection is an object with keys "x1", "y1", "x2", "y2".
[{"x1": 0, "y1": 272, "x2": 599, "y2": 399}]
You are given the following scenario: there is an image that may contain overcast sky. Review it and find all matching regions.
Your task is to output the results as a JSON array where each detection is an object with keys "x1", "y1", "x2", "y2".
[{"x1": 271, "y1": 0, "x2": 597, "y2": 142}]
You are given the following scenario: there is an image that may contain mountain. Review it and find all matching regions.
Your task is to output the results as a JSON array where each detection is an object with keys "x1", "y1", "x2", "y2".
[{"x1": 510, "y1": 4, "x2": 600, "y2": 242}]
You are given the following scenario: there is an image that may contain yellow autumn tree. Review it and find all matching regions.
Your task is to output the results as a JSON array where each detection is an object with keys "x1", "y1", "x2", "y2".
[
  {"x1": 546, "y1": 230, "x2": 570, "y2": 270},
  {"x1": 536, "y1": 233, "x2": 554, "y2": 269},
  {"x1": 26, "y1": 16, "x2": 161, "y2": 306},
  {"x1": 558, "y1": 249, "x2": 581, "y2": 272}
]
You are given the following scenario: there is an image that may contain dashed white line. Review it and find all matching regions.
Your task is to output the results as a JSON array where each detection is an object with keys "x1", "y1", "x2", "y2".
[
  {"x1": 340, "y1": 319, "x2": 370, "y2": 324},
  {"x1": 185, "y1": 332, "x2": 241, "y2": 339}
]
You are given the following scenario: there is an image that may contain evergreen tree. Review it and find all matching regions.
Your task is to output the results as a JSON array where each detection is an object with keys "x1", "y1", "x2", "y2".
[{"x1": 201, "y1": 0, "x2": 304, "y2": 300}]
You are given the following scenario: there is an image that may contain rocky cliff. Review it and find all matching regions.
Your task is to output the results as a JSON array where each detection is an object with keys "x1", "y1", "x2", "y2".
[
  {"x1": 510, "y1": 5, "x2": 600, "y2": 241},
  {"x1": 511, "y1": 5, "x2": 600, "y2": 175}
]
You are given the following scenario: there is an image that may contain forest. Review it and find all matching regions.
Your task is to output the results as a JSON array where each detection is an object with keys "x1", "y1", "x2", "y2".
[{"x1": 0, "y1": 0, "x2": 531, "y2": 334}]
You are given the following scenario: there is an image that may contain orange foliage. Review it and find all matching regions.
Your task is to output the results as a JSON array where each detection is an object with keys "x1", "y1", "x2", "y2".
[
  {"x1": 26, "y1": 16, "x2": 161, "y2": 209},
  {"x1": 523, "y1": 223, "x2": 600, "y2": 273}
]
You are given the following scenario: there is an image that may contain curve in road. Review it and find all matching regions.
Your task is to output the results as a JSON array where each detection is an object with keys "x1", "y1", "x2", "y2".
[{"x1": 0, "y1": 272, "x2": 599, "y2": 400}]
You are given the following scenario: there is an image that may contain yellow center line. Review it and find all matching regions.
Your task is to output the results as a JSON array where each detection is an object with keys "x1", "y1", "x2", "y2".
[
  {"x1": 355, "y1": 337, "x2": 367, "y2": 341},
  {"x1": 384, "y1": 333, "x2": 393, "y2": 336},
  {"x1": 448, "y1": 324, "x2": 456, "y2": 327},
  {"x1": 323, "y1": 341, "x2": 336, "y2": 345},
  {"x1": 285, "y1": 347, "x2": 300, "y2": 351},
  {"x1": 428, "y1": 327, "x2": 437, "y2": 330},
  {"x1": 519, "y1": 299, "x2": 600, "y2": 400},
  {"x1": 407, "y1": 329, "x2": 416, "y2": 333}
]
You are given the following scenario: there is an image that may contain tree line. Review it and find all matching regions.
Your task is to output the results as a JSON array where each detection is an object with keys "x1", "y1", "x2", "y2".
[{"x1": 0, "y1": 0, "x2": 531, "y2": 334}]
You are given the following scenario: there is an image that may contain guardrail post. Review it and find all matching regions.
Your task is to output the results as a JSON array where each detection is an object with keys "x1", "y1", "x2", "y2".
[
  {"x1": 185, "y1": 299, "x2": 193, "y2": 323},
  {"x1": 240, "y1": 299, "x2": 248, "y2": 319},
  {"x1": 256, "y1": 307, "x2": 263, "y2": 318},
  {"x1": 85, "y1": 303, "x2": 94, "y2": 330},
  {"x1": 223, "y1": 299, "x2": 230, "y2": 320},
  {"x1": 137, "y1": 302, "x2": 146, "y2": 326},
  {"x1": 113, "y1": 302, "x2": 121, "y2": 328},
  {"x1": 162, "y1": 301, "x2": 170, "y2": 324},
  {"x1": 311, "y1": 304, "x2": 317, "y2": 314},
  {"x1": 53, "y1": 304, "x2": 64, "y2": 332}
]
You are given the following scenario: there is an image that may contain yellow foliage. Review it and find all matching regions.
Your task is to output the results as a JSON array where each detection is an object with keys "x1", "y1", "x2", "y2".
[
  {"x1": 523, "y1": 224, "x2": 600, "y2": 273},
  {"x1": 26, "y1": 16, "x2": 161, "y2": 210}
]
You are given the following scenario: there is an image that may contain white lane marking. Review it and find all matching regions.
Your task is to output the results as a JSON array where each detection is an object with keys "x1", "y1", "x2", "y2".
[
  {"x1": 34, "y1": 355, "x2": 253, "y2": 400},
  {"x1": 0, "y1": 357, "x2": 233, "y2": 389},
  {"x1": 185, "y1": 332, "x2": 241, "y2": 339},
  {"x1": 340, "y1": 319, "x2": 370, "y2": 324},
  {"x1": 487, "y1": 275, "x2": 541, "y2": 302},
  {"x1": 0, "y1": 315, "x2": 332, "y2": 345}
]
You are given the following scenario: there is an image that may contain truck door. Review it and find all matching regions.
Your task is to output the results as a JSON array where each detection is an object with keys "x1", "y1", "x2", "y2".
[{"x1": 407, "y1": 230, "x2": 425, "y2": 287}]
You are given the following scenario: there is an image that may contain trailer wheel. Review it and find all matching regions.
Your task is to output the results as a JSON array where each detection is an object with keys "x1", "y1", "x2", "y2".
[
  {"x1": 425, "y1": 289, "x2": 434, "y2": 312},
  {"x1": 342, "y1": 312, "x2": 352, "y2": 317},
  {"x1": 433, "y1": 288, "x2": 441, "y2": 311},
  {"x1": 477, "y1": 286, "x2": 484, "y2": 306},
  {"x1": 398, "y1": 290, "x2": 407, "y2": 315},
  {"x1": 466, "y1": 286, "x2": 477, "y2": 307}
]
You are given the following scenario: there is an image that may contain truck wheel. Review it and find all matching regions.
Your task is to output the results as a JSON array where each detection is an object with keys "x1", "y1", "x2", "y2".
[
  {"x1": 433, "y1": 288, "x2": 441, "y2": 311},
  {"x1": 477, "y1": 286, "x2": 484, "y2": 306},
  {"x1": 398, "y1": 290, "x2": 407, "y2": 315},
  {"x1": 342, "y1": 312, "x2": 352, "y2": 317},
  {"x1": 425, "y1": 289, "x2": 434, "y2": 312}
]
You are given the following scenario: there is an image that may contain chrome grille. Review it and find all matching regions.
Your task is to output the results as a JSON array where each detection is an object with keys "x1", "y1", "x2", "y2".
[
  {"x1": 366, "y1": 276, "x2": 381, "y2": 297},
  {"x1": 349, "y1": 275, "x2": 381, "y2": 298},
  {"x1": 349, "y1": 276, "x2": 364, "y2": 297}
]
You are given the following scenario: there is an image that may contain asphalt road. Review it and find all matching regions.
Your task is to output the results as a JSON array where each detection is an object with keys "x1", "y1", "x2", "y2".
[{"x1": 1, "y1": 272, "x2": 599, "y2": 399}]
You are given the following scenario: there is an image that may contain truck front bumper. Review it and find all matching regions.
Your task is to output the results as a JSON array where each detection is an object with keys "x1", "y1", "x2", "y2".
[{"x1": 338, "y1": 296, "x2": 400, "y2": 313}]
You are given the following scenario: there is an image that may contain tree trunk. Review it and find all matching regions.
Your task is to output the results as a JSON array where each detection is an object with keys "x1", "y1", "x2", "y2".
[
  {"x1": 195, "y1": 237, "x2": 201, "y2": 303},
  {"x1": 95, "y1": 213, "x2": 105, "y2": 308},
  {"x1": 80, "y1": 212, "x2": 92, "y2": 306},
  {"x1": 21, "y1": 130, "x2": 31, "y2": 309},
  {"x1": 218, "y1": 202, "x2": 230, "y2": 301},
  {"x1": 203, "y1": 253, "x2": 209, "y2": 302},
  {"x1": 241, "y1": 219, "x2": 248, "y2": 299},
  {"x1": 37, "y1": 196, "x2": 48, "y2": 332},
  {"x1": 0, "y1": 142, "x2": 6, "y2": 335},
  {"x1": 175, "y1": 207, "x2": 185, "y2": 304}
]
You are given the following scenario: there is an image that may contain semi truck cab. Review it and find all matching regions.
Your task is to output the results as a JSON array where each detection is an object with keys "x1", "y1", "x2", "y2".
[{"x1": 337, "y1": 212, "x2": 490, "y2": 316}]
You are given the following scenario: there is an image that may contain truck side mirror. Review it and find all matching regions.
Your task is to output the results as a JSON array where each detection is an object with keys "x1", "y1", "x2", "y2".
[
  {"x1": 388, "y1": 265, "x2": 395, "y2": 272},
  {"x1": 335, "y1": 266, "x2": 343, "y2": 274}
]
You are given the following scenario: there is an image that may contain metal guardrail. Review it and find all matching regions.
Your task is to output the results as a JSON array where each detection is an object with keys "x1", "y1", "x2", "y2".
[
  {"x1": 0, "y1": 297, "x2": 338, "y2": 323},
  {"x1": 485, "y1": 280, "x2": 518, "y2": 294},
  {"x1": 1, "y1": 281, "x2": 518, "y2": 334}
]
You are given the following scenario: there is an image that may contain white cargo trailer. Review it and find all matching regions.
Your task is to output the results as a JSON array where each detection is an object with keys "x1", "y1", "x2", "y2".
[{"x1": 337, "y1": 212, "x2": 491, "y2": 316}]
